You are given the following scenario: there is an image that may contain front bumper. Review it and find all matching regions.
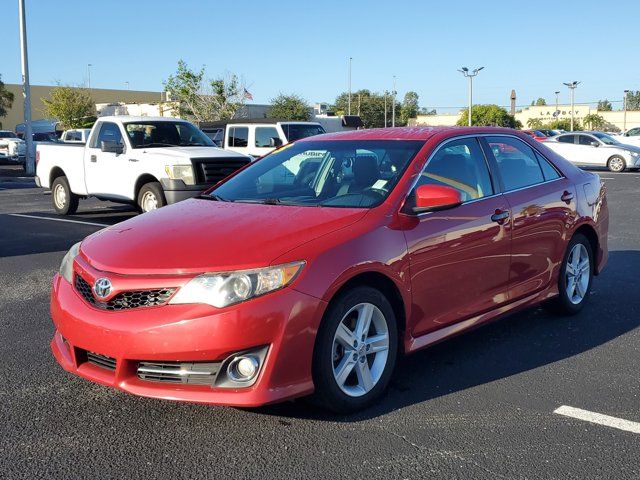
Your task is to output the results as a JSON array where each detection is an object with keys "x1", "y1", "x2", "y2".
[
  {"x1": 50, "y1": 263, "x2": 327, "y2": 407},
  {"x1": 160, "y1": 179, "x2": 210, "y2": 204}
]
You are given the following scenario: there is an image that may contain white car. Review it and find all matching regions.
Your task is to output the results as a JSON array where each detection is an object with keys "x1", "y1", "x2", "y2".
[
  {"x1": 616, "y1": 127, "x2": 640, "y2": 147},
  {"x1": 36, "y1": 116, "x2": 251, "y2": 214},
  {"x1": 0, "y1": 130, "x2": 26, "y2": 163},
  {"x1": 544, "y1": 131, "x2": 640, "y2": 172}
]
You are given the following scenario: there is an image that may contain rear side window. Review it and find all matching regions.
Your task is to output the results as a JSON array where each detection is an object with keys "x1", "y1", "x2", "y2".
[
  {"x1": 92, "y1": 122, "x2": 123, "y2": 148},
  {"x1": 255, "y1": 127, "x2": 279, "y2": 148},
  {"x1": 417, "y1": 137, "x2": 494, "y2": 202},
  {"x1": 228, "y1": 127, "x2": 248, "y2": 147},
  {"x1": 557, "y1": 135, "x2": 575, "y2": 144},
  {"x1": 486, "y1": 137, "x2": 544, "y2": 191},
  {"x1": 534, "y1": 152, "x2": 561, "y2": 181},
  {"x1": 578, "y1": 135, "x2": 596, "y2": 146}
]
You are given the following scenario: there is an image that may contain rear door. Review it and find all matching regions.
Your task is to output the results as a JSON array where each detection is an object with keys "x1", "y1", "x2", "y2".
[
  {"x1": 404, "y1": 136, "x2": 512, "y2": 336},
  {"x1": 84, "y1": 122, "x2": 132, "y2": 199},
  {"x1": 482, "y1": 135, "x2": 576, "y2": 301}
]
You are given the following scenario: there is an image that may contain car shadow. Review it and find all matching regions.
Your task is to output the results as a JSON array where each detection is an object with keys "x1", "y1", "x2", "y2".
[{"x1": 254, "y1": 249, "x2": 640, "y2": 421}]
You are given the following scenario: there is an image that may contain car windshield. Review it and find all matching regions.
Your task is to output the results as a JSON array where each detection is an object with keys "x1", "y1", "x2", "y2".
[
  {"x1": 124, "y1": 121, "x2": 215, "y2": 148},
  {"x1": 281, "y1": 124, "x2": 326, "y2": 142},
  {"x1": 592, "y1": 132, "x2": 618, "y2": 145},
  {"x1": 0, "y1": 132, "x2": 18, "y2": 139},
  {"x1": 209, "y1": 140, "x2": 424, "y2": 208}
]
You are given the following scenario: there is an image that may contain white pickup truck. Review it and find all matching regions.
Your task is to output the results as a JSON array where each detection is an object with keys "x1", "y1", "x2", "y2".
[{"x1": 35, "y1": 116, "x2": 251, "y2": 214}]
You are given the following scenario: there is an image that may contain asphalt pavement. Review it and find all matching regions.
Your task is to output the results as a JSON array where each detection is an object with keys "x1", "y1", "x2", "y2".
[{"x1": 1, "y1": 168, "x2": 638, "y2": 479}]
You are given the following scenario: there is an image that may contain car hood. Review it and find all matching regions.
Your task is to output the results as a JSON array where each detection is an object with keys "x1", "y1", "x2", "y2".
[
  {"x1": 616, "y1": 143, "x2": 640, "y2": 154},
  {"x1": 137, "y1": 146, "x2": 248, "y2": 161},
  {"x1": 80, "y1": 199, "x2": 368, "y2": 275}
]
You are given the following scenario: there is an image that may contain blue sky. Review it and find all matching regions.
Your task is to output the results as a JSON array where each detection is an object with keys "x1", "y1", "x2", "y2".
[{"x1": 1, "y1": 0, "x2": 638, "y2": 113}]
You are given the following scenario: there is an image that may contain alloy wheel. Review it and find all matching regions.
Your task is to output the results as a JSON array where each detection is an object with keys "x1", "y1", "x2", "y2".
[
  {"x1": 609, "y1": 157, "x2": 624, "y2": 172},
  {"x1": 331, "y1": 302, "x2": 390, "y2": 397},
  {"x1": 565, "y1": 243, "x2": 590, "y2": 304}
]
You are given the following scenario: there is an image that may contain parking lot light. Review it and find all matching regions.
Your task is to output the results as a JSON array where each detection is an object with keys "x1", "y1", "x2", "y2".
[
  {"x1": 624, "y1": 89, "x2": 629, "y2": 132},
  {"x1": 563, "y1": 81, "x2": 580, "y2": 131},
  {"x1": 458, "y1": 67, "x2": 484, "y2": 126}
]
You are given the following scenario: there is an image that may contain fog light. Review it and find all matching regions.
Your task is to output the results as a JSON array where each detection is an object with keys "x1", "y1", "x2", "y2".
[{"x1": 227, "y1": 355, "x2": 259, "y2": 382}]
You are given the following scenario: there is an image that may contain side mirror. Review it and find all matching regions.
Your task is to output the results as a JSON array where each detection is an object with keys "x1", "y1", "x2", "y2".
[
  {"x1": 101, "y1": 140, "x2": 124, "y2": 154},
  {"x1": 412, "y1": 184, "x2": 463, "y2": 214},
  {"x1": 269, "y1": 137, "x2": 283, "y2": 148},
  {"x1": 590, "y1": 141, "x2": 599, "y2": 147}
]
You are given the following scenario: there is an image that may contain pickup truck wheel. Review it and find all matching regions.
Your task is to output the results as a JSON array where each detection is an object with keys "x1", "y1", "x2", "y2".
[
  {"x1": 137, "y1": 182, "x2": 166, "y2": 213},
  {"x1": 51, "y1": 176, "x2": 79, "y2": 215}
]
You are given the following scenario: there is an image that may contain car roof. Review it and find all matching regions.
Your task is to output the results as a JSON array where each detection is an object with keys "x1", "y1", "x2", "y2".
[
  {"x1": 96, "y1": 116, "x2": 188, "y2": 123},
  {"x1": 298, "y1": 126, "x2": 521, "y2": 142}
]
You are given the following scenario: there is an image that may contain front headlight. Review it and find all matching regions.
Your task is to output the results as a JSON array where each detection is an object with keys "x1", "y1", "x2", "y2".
[
  {"x1": 629, "y1": 151, "x2": 639, "y2": 157},
  {"x1": 59, "y1": 242, "x2": 81, "y2": 283},
  {"x1": 165, "y1": 165, "x2": 195, "y2": 185},
  {"x1": 170, "y1": 261, "x2": 305, "y2": 308}
]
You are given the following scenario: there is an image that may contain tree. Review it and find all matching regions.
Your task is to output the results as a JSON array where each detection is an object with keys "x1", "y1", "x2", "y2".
[
  {"x1": 418, "y1": 107, "x2": 437, "y2": 115},
  {"x1": 597, "y1": 99, "x2": 612, "y2": 111},
  {"x1": 268, "y1": 94, "x2": 310, "y2": 121},
  {"x1": 548, "y1": 118, "x2": 581, "y2": 131},
  {"x1": 625, "y1": 90, "x2": 640, "y2": 111},
  {"x1": 42, "y1": 85, "x2": 96, "y2": 129},
  {"x1": 400, "y1": 91, "x2": 419, "y2": 125},
  {"x1": 456, "y1": 104, "x2": 521, "y2": 128},
  {"x1": 533, "y1": 97, "x2": 546, "y2": 106},
  {"x1": 0, "y1": 75, "x2": 14, "y2": 128},
  {"x1": 333, "y1": 90, "x2": 401, "y2": 128},
  {"x1": 583, "y1": 113, "x2": 606, "y2": 130},
  {"x1": 527, "y1": 118, "x2": 544, "y2": 129},
  {"x1": 164, "y1": 60, "x2": 248, "y2": 122}
]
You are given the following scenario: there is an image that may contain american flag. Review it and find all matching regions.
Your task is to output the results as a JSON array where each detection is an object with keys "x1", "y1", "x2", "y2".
[{"x1": 243, "y1": 88, "x2": 253, "y2": 101}]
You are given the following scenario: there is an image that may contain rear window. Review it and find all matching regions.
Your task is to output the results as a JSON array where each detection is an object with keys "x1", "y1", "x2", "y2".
[
  {"x1": 486, "y1": 136, "x2": 545, "y2": 191},
  {"x1": 228, "y1": 127, "x2": 248, "y2": 147},
  {"x1": 280, "y1": 124, "x2": 325, "y2": 142}
]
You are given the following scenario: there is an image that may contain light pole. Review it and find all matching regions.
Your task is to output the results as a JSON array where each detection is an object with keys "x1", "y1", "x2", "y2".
[
  {"x1": 458, "y1": 66, "x2": 484, "y2": 126},
  {"x1": 348, "y1": 57, "x2": 352, "y2": 116},
  {"x1": 125, "y1": 81, "x2": 130, "y2": 91},
  {"x1": 563, "y1": 81, "x2": 580, "y2": 131},
  {"x1": 554, "y1": 90, "x2": 560, "y2": 117},
  {"x1": 391, "y1": 76, "x2": 397, "y2": 127},
  {"x1": 18, "y1": 0, "x2": 34, "y2": 175},
  {"x1": 87, "y1": 63, "x2": 92, "y2": 90},
  {"x1": 384, "y1": 90, "x2": 388, "y2": 127},
  {"x1": 623, "y1": 89, "x2": 629, "y2": 132}
]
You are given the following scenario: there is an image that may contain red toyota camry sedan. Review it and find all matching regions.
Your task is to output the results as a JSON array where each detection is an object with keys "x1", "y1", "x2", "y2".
[{"x1": 50, "y1": 127, "x2": 608, "y2": 413}]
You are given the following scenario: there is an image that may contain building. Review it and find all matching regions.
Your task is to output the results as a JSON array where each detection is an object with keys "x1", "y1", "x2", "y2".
[
  {"x1": 412, "y1": 103, "x2": 640, "y2": 131},
  {"x1": 1, "y1": 84, "x2": 163, "y2": 130}
]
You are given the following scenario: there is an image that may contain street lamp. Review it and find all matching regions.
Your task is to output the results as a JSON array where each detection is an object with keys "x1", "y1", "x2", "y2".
[
  {"x1": 391, "y1": 76, "x2": 397, "y2": 127},
  {"x1": 563, "y1": 81, "x2": 580, "y2": 131},
  {"x1": 554, "y1": 90, "x2": 560, "y2": 118},
  {"x1": 18, "y1": 0, "x2": 35, "y2": 175},
  {"x1": 384, "y1": 90, "x2": 388, "y2": 127},
  {"x1": 624, "y1": 89, "x2": 630, "y2": 132},
  {"x1": 348, "y1": 57, "x2": 352, "y2": 116},
  {"x1": 458, "y1": 66, "x2": 484, "y2": 126},
  {"x1": 125, "y1": 81, "x2": 130, "y2": 91},
  {"x1": 87, "y1": 63, "x2": 93, "y2": 90}
]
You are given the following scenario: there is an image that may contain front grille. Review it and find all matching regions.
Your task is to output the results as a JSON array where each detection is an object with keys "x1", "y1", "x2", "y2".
[
  {"x1": 74, "y1": 275, "x2": 176, "y2": 311},
  {"x1": 137, "y1": 361, "x2": 221, "y2": 386},
  {"x1": 87, "y1": 351, "x2": 116, "y2": 371},
  {"x1": 192, "y1": 157, "x2": 250, "y2": 184}
]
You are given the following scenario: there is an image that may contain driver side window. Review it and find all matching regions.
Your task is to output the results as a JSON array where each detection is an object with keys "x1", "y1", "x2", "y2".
[
  {"x1": 91, "y1": 122, "x2": 123, "y2": 149},
  {"x1": 416, "y1": 138, "x2": 494, "y2": 202}
]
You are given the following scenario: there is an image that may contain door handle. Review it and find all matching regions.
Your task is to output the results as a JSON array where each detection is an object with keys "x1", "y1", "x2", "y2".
[
  {"x1": 561, "y1": 191, "x2": 574, "y2": 204},
  {"x1": 90, "y1": 155, "x2": 97, "y2": 163},
  {"x1": 491, "y1": 210, "x2": 510, "y2": 223}
]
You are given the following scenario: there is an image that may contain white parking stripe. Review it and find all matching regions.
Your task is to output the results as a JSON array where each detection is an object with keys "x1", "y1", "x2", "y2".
[
  {"x1": 8, "y1": 213, "x2": 108, "y2": 227},
  {"x1": 554, "y1": 406, "x2": 640, "y2": 434}
]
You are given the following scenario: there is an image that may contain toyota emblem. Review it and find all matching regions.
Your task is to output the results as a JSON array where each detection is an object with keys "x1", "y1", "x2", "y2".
[{"x1": 93, "y1": 278, "x2": 112, "y2": 299}]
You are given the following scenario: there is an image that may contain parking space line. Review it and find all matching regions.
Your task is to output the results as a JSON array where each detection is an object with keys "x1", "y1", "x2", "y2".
[
  {"x1": 554, "y1": 406, "x2": 640, "y2": 434},
  {"x1": 8, "y1": 213, "x2": 108, "y2": 227}
]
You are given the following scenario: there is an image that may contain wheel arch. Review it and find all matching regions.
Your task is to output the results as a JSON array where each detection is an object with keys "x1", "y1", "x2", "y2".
[
  {"x1": 49, "y1": 166, "x2": 66, "y2": 186},
  {"x1": 134, "y1": 174, "x2": 160, "y2": 200},
  {"x1": 573, "y1": 223, "x2": 600, "y2": 275}
]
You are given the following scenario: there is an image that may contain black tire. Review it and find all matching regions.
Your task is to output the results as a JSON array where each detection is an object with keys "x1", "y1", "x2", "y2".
[
  {"x1": 312, "y1": 286, "x2": 398, "y2": 413},
  {"x1": 137, "y1": 181, "x2": 166, "y2": 213},
  {"x1": 607, "y1": 155, "x2": 626, "y2": 172},
  {"x1": 51, "y1": 175, "x2": 79, "y2": 215},
  {"x1": 545, "y1": 233, "x2": 594, "y2": 315}
]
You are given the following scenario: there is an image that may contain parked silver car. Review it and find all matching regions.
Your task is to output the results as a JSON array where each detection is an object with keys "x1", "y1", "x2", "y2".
[{"x1": 544, "y1": 131, "x2": 640, "y2": 172}]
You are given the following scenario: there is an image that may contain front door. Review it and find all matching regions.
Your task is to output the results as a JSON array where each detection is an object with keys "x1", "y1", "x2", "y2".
[
  {"x1": 404, "y1": 136, "x2": 512, "y2": 337},
  {"x1": 85, "y1": 121, "x2": 130, "y2": 200}
]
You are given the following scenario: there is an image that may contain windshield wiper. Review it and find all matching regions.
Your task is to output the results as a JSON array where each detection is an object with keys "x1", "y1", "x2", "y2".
[
  {"x1": 235, "y1": 198, "x2": 301, "y2": 205},
  {"x1": 180, "y1": 142, "x2": 207, "y2": 146},
  {"x1": 138, "y1": 142, "x2": 175, "y2": 148},
  {"x1": 198, "y1": 193, "x2": 231, "y2": 202}
]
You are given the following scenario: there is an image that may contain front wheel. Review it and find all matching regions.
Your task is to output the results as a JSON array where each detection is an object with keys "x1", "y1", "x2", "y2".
[
  {"x1": 607, "y1": 156, "x2": 626, "y2": 172},
  {"x1": 137, "y1": 182, "x2": 166, "y2": 213},
  {"x1": 312, "y1": 286, "x2": 398, "y2": 413},
  {"x1": 51, "y1": 176, "x2": 79, "y2": 215},
  {"x1": 545, "y1": 233, "x2": 593, "y2": 315}
]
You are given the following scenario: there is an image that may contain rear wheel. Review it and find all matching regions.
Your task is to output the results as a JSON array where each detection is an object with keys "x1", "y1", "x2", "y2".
[
  {"x1": 545, "y1": 233, "x2": 593, "y2": 315},
  {"x1": 312, "y1": 286, "x2": 397, "y2": 413},
  {"x1": 137, "y1": 182, "x2": 166, "y2": 213},
  {"x1": 51, "y1": 176, "x2": 79, "y2": 215},
  {"x1": 607, "y1": 156, "x2": 626, "y2": 172}
]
